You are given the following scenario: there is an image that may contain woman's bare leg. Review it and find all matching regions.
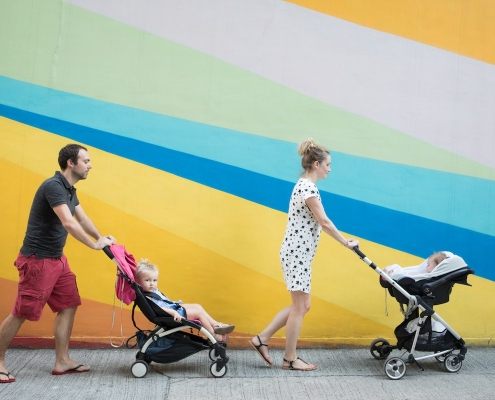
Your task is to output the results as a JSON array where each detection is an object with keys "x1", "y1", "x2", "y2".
[
  {"x1": 282, "y1": 291, "x2": 315, "y2": 370},
  {"x1": 250, "y1": 305, "x2": 291, "y2": 365}
]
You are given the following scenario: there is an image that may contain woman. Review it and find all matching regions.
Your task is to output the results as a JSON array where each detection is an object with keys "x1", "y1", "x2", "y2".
[{"x1": 249, "y1": 139, "x2": 359, "y2": 371}]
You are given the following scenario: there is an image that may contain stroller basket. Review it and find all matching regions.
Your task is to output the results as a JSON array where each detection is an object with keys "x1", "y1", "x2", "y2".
[
  {"x1": 134, "y1": 329, "x2": 209, "y2": 364},
  {"x1": 394, "y1": 310, "x2": 458, "y2": 352}
]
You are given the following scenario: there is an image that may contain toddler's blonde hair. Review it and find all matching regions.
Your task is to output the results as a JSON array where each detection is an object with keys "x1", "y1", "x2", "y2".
[{"x1": 136, "y1": 258, "x2": 158, "y2": 279}]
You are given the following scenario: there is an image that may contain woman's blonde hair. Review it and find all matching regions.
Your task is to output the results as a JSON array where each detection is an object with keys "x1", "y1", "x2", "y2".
[
  {"x1": 136, "y1": 259, "x2": 158, "y2": 278},
  {"x1": 298, "y1": 138, "x2": 330, "y2": 173}
]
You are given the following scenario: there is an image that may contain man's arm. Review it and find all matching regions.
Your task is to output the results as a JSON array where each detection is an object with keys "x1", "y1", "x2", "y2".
[
  {"x1": 74, "y1": 204, "x2": 102, "y2": 240},
  {"x1": 53, "y1": 204, "x2": 115, "y2": 250}
]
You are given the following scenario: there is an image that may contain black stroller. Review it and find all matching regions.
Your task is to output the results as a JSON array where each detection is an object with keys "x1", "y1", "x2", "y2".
[
  {"x1": 353, "y1": 248, "x2": 474, "y2": 380},
  {"x1": 104, "y1": 247, "x2": 229, "y2": 378}
]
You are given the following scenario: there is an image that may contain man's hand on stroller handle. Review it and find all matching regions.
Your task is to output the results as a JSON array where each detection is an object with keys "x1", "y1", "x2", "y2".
[{"x1": 95, "y1": 235, "x2": 116, "y2": 250}]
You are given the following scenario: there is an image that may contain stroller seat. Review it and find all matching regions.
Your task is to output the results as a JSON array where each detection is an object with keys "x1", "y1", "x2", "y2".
[
  {"x1": 133, "y1": 281, "x2": 193, "y2": 329},
  {"x1": 380, "y1": 253, "x2": 474, "y2": 305}
]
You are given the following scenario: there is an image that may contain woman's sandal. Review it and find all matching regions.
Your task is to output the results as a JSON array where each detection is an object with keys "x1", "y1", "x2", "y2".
[
  {"x1": 282, "y1": 357, "x2": 317, "y2": 371},
  {"x1": 249, "y1": 335, "x2": 274, "y2": 366}
]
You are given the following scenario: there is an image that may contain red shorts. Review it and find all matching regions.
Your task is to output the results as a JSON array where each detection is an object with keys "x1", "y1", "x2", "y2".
[{"x1": 12, "y1": 253, "x2": 82, "y2": 321}]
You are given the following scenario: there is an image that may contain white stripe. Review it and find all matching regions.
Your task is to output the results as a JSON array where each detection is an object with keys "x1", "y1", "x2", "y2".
[{"x1": 67, "y1": 0, "x2": 495, "y2": 169}]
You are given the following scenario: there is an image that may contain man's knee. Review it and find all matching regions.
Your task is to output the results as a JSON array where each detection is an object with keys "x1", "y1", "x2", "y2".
[
  {"x1": 57, "y1": 307, "x2": 78, "y2": 316},
  {"x1": 0, "y1": 314, "x2": 25, "y2": 342}
]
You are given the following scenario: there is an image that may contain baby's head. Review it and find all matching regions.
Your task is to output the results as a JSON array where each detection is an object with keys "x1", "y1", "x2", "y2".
[
  {"x1": 426, "y1": 252, "x2": 447, "y2": 273},
  {"x1": 135, "y1": 259, "x2": 159, "y2": 292}
]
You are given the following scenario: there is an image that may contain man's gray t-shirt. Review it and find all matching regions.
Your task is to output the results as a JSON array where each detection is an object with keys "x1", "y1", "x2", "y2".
[{"x1": 20, "y1": 171, "x2": 79, "y2": 259}]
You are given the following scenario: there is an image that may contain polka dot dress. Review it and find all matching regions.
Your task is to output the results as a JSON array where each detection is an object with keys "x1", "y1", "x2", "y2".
[{"x1": 280, "y1": 178, "x2": 322, "y2": 293}]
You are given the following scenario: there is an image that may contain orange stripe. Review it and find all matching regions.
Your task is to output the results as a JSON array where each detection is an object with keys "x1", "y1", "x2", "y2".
[{"x1": 286, "y1": 0, "x2": 495, "y2": 65}]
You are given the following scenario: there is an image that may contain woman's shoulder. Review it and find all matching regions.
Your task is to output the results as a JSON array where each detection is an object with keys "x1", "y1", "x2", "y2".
[
  {"x1": 295, "y1": 178, "x2": 319, "y2": 196},
  {"x1": 296, "y1": 178, "x2": 317, "y2": 188}
]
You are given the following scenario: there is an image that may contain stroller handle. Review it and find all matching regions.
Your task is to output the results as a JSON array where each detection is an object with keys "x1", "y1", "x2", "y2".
[
  {"x1": 352, "y1": 246, "x2": 366, "y2": 259},
  {"x1": 351, "y1": 246, "x2": 379, "y2": 270},
  {"x1": 103, "y1": 246, "x2": 114, "y2": 259}
]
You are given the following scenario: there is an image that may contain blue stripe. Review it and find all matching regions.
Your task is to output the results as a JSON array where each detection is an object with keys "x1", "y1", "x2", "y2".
[
  {"x1": 1, "y1": 76, "x2": 495, "y2": 236},
  {"x1": 1, "y1": 103, "x2": 493, "y2": 281}
]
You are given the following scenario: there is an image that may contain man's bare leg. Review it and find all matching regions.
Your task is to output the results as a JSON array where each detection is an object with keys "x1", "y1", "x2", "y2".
[
  {"x1": 52, "y1": 307, "x2": 90, "y2": 374},
  {"x1": 0, "y1": 314, "x2": 25, "y2": 382}
]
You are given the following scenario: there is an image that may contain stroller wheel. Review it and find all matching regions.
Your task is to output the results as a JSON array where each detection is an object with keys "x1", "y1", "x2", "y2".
[
  {"x1": 131, "y1": 360, "x2": 149, "y2": 378},
  {"x1": 135, "y1": 351, "x2": 152, "y2": 365},
  {"x1": 210, "y1": 361, "x2": 227, "y2": 378},
  {"x1": 444, "y1": 354, "x2": 462, "y2": 373},
  {"x1": 209, "y1": 347, "x2": 221, "y2": 361},
  {"x1": 384, "y1": 357, "x2": 407, "y2": 380},
  {"x1": 435, "y1": 352, "x2": 450, "y2": 363},
  {"x1": 370, "y1": 338, "x2": 391, "y2": 360}
]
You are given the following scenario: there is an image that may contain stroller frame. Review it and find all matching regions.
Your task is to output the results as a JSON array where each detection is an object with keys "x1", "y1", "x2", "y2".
[
  {"x1": 129, "y1": 281, "x2": 229, "y2": 378},
  {"x1": 104, "y1": 247, "x2": 229, "y2": 378},
  {"x1": 353, "y1": 248, "x2": 474, "y2": 380}
]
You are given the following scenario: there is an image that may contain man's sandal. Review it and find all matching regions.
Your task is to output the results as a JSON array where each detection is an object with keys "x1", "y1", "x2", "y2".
[
  {"x1": 0, "y1": 371, "x2": 15, "y2": 383},
  {"x1": 249, "y1": 335, "x2": 274, "y2": 366},
  {"x1": 282, "y1": 357, "x2": 316, "y2": 371}
]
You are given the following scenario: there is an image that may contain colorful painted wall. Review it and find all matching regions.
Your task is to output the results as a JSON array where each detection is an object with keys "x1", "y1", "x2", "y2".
[{"x1": 1, "y1": 0, "x2": 494, "y2": 346}]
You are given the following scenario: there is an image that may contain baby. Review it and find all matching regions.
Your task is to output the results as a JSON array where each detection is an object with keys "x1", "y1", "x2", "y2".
[
  {"x1": 135, "y1": 259, "x2": 235, "y2": 342},
  {"x1": 425, "y1": 252, "x2": 447, "y2": 273},
  {"x1": 384, "y1": 251, "x2": 447, "y2": 278}
]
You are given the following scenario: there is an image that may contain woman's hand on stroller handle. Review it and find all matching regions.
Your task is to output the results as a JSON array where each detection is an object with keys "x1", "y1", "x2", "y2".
[
  {"x1": 346, "y1": 238, "x2": 359, "y2": 249},
  {"x1": 351, "y1": 245, "x2": 366, "y2": 259}
]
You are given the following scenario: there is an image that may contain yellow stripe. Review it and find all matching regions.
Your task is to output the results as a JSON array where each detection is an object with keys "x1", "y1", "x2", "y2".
[{"x1": 287, "y1": 0, "x2": 495, "y2": 65}]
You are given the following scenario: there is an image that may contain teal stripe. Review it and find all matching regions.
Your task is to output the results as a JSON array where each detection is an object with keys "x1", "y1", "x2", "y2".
[{"x1": 1, "y1": 75, "x2": 495, "y2": 236}]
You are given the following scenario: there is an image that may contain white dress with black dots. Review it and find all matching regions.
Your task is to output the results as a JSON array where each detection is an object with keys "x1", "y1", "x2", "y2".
[{"x1": 279, "y1": 178, "x2": 322, "y2": 293}]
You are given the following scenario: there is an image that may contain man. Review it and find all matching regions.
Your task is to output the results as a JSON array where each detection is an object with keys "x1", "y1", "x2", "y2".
[{"x1": 0, "y1": 144, "x2": 116, "y2": 383}]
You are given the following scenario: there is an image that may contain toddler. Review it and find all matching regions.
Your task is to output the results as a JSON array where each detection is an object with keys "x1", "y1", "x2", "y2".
[{"x1": 135, "y1": 259, "x2": 235, "y2": 342}]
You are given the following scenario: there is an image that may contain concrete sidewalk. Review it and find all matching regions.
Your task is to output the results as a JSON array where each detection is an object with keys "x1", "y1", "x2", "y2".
[{"x1": 1, "y1": 347, "x2": 494, "y2": 400}]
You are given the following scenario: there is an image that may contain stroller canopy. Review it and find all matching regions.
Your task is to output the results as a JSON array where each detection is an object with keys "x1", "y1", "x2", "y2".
[{"x1": 385, "y1": 251, "x2": 467, "y2": 281}]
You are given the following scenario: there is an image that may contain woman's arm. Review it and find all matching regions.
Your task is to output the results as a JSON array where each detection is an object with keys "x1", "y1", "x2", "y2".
[{"x1": 305, "y1": 196, "x2": 358, "y2": 248}]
